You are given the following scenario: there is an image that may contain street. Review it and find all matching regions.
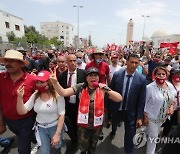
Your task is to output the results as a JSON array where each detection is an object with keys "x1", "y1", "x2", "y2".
[{"x1": 0, "y1": 123, "x2": 163, "y2": 154}]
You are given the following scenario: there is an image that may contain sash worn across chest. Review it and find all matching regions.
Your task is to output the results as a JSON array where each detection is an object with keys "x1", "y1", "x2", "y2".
[{"x1": 77, "y1": 88, "x2": 104, "y2": 128}]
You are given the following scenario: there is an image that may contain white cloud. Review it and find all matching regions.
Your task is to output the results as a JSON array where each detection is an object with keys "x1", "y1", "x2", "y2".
[
  {"x1": 28, "y1": 0, "x2": 64, "y2": 4},
  {"x1": 116, "y1": 0, "x2": 166, "y2": 22},
  {"x1": 115, "y1": 0, "x2": 180, "y2": 40}
]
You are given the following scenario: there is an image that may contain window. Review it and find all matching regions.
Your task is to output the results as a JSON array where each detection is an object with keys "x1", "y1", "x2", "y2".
[
  {"x1": 60, "y1": 36, "x2": 64, "y2": 39},
  {"x1": 66, "y1": 31, "x2": 69, "y2": 35},
  {"x1": 15, "y1": 25, "x2": 20, "y2": 31},
  {"x1": 5, "y1": 22, "x2": 10, "y2": 28},
  {"x1": 62, "y1": 31, "x2": 64, "y2": 33},
  {"x1": 66, "y1": 26, "x2": 69, "y2": 29}
]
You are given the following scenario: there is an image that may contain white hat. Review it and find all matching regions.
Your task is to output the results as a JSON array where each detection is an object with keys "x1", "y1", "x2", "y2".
[
  {"x1": 0, "y1": 50, "x2": 29, "y2": 65},
  {"x1": 93, "y1": 48, "x2": 104, "y2": 54}
]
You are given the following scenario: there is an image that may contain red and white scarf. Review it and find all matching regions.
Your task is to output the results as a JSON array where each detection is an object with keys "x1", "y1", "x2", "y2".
[{"x1": 77, "y1": 88, "x2": 104, "y2": 128}]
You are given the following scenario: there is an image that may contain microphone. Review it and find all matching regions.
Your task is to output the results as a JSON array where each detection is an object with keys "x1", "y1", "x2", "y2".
[
  {"x1": 92, "y1": 82, "x2": 111, "y2": 91},
  {"x1": 92, "y1": 82, "x2": 99, "y2": 88}
]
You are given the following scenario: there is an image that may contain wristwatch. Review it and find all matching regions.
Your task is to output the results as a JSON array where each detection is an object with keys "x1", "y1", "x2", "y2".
[{"x1": 102, "y1": 86, "x2": 111, "y2": 91}]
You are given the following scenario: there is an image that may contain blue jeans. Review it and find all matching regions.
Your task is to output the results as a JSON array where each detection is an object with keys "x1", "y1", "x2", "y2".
[
  {"x1": 38, "y1": 125, "x2": 63, "y2": 154},
  {"x1": 4, "y1": 115, "x2": 36, "y2": 154}
]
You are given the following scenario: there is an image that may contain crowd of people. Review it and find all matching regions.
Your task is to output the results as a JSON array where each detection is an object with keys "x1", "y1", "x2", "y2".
[{"x1": 0, "y1": 43, "x2": 179, "y2": 154}]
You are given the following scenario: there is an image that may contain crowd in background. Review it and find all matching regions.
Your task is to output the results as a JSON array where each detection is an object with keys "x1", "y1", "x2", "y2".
[{"x1": 0, "y1": 41, "x2": 179, "y2": 154}]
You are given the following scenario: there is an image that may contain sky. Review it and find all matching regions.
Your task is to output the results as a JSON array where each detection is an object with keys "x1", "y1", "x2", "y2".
[{"x1": 0, "y1": 0, "x2": 180, "y2": 47}]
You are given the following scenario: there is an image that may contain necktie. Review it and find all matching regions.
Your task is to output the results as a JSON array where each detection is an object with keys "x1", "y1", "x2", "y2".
[
  {"x1": 67, "y1": 72, "x2": 74, "y2": 88},
  {"x1": 122, "y1": 75, "x2": 132, "y2": 110},
  {"x1": 66, "y1": 72, "x2": 74, "y2": 102}
]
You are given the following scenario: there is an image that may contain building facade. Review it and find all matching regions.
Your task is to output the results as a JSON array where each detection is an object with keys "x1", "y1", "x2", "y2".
[
  {"x1": 0, "y1": 10, "x2": 24, "y2": 42},
  {"x1": 151, "y1": 30, "x2": 180, "y2": 48},
  {"x1": 40, "y1": 21, "x2": 74, "y2": 47}
]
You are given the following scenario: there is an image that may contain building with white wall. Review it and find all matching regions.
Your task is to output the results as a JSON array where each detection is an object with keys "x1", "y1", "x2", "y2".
[
  {"x1": 40, "y1": 21, "x2": 74, "y2": 47},
  {"x1": 151, "y1": 30, "x2": 180, "y2": 48},
  {"x1": 0, "y1": 10, "x2": 24, "y2": 42}
]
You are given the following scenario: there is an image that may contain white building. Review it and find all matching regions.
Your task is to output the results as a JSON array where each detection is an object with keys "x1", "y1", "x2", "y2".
[
  {"x1": 0, "y1": 10, "x2": 24, "y2": 42},
  {"x1": 151, "y1": 30, "x2": 180, "y2": 48},
  {"x1": 40, "y1": 21, "x2": 74, "y2": 47}
]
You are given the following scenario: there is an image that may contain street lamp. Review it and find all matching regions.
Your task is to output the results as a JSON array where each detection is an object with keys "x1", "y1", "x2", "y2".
[
  {"x1": 142, "y1": 15, "x2": 150, "y2": 41},
  {"x1": 73, "y1": 5, "x2": 83, "y2": 48}
]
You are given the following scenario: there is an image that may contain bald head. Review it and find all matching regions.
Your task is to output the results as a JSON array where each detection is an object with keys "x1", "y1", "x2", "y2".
[
  {"x1": 57, "y1": 56, "x2": 66, "y2": 70},
  {"x1": 66, "y1": 54, "x2": 77, "y2": 71},
  {"x1": 58, "y1": 55, "x2": 66, "y2": 62}
]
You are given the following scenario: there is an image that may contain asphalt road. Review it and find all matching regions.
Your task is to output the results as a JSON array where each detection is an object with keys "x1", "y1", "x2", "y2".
[{"x1": 0, "y1": 123, "x2": 164, "y2": 154}]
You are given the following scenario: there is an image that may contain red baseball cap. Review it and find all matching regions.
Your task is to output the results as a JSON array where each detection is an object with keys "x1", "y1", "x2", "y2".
[{"x1": 35, "y1": 70, "x2": 50, "y2": 82}]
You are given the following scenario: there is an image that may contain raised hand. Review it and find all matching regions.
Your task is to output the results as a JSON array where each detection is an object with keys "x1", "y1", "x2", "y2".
[
  {"x1": 17, "y1": 84, "x2": 25, "y2": 98},
  {"x1": 49, "y1": 68, "x2": 58, "y2": 85}
]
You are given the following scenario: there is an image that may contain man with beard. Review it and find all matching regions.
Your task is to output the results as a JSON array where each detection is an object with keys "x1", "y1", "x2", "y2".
[{"x1": 0, "y1": 50, "x2": 36, "y2": 154}]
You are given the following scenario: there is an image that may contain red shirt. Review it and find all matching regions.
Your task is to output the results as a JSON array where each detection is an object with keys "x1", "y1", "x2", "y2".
[
  {"x1": 85, "y1": 61, "x2": 110, "y2": 84},
  {"x1": 0, "y1": 72, "x2": 36, "y2": 120}
]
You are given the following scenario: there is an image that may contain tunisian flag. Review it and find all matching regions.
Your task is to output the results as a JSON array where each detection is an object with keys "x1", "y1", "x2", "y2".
[
  {"x1": 169, "y1": 46, "x2": 176, "y2": 55},
  {"x1": 160, "y1": 42, "x2": 179, "y2": 48}
]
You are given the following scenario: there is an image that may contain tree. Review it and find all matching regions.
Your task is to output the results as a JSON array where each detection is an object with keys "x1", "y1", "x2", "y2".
[
  {"x1": 49, "y1": 37, "x2": 63, "y2": 46},
  {"x1": 6, "y1": 25, "x2": 64, "y2": 47},
  {"x1": 6, "y1": 31, "x2": 16, "y2": 42},
  {"x1": 24, "y1": 25, "x2": 39, "y2": 35}
]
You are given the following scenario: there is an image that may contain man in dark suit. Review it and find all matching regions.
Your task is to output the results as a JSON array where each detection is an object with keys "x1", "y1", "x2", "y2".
[
  {"x1": 110, "y1": 53, "x2": 147, "y2": 154},
  {"x1": 58, "y1": 54, "x2": 85, "y2": 154}
]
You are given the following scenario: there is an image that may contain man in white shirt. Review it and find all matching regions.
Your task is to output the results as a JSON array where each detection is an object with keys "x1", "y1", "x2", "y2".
[{"x1": 109, "y1": 54, "x2": 121, "y2": 80}]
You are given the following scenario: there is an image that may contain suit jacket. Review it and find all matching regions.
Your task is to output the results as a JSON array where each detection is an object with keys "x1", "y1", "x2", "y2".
[
  {"x1": 110, "y1": 68, "x2": 147, "y2": 121},
  {"x1": 58, "y1": 68, "x2": 86, "y2": 104}
]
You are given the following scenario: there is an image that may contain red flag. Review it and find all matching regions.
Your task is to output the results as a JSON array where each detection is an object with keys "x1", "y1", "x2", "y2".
[
  {"x1": 116, "y1": 46, "x2": 122, "y2": 52},
  {"x1": 169, "y1": 46, "x2": 176, "y2": 55},
  {"x1": 160, "y1": 42, "x2": 179, "y2": 48},
  {"x1": 106, "y1": 43, "x2": 111, "y2": 51},
  {"x1": 111, "y1": 44, "x2": 117, "y2": 51}
]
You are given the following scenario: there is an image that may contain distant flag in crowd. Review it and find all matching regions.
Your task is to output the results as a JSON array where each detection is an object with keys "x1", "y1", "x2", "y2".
[
  {"x1": 160, "y1": 42, "x2": 179, "y2": 48},
  {"x1": 87, "y1": 47, "x2": 96, "y2": 53},
  {"x1": 169, "y1": 46, "x2": 176, "y2": 55},
  {"x1": 106, "y1": 43, "x2": 111, "y2": 51},
  {"x1": 160, "y1": 42, "x2": 179, "y2": 55}
]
